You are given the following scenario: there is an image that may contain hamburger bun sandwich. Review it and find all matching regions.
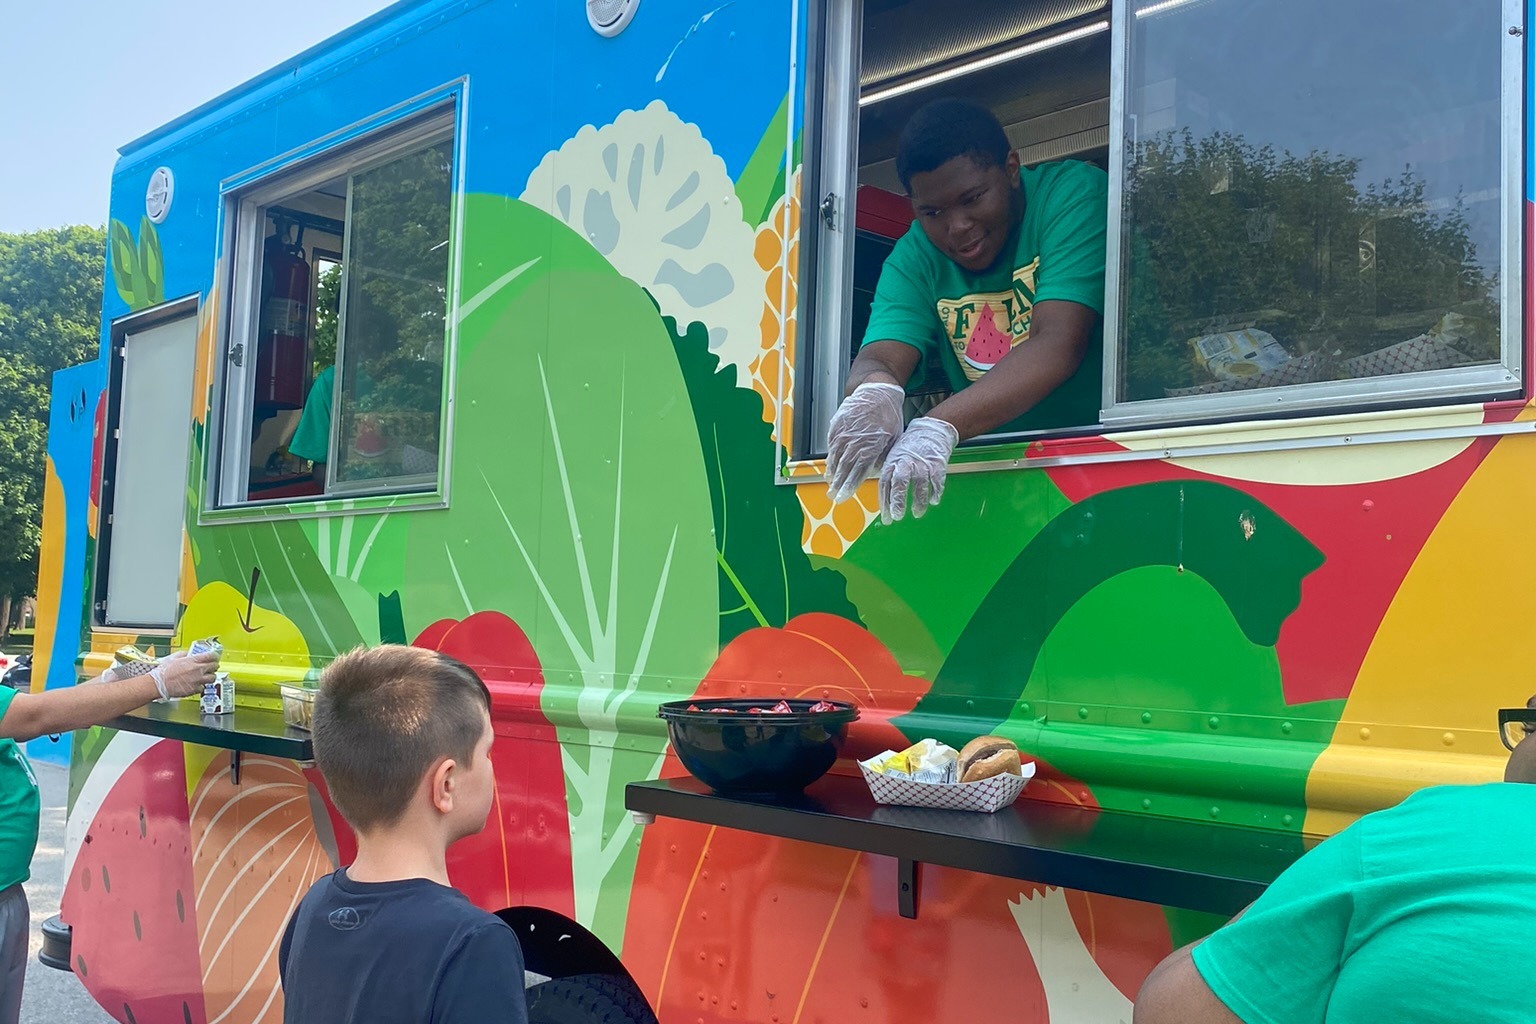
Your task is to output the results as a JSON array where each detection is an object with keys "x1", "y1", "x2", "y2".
[{"x1": 958, "y1": 736, "x2": 1022, "y2": 783}]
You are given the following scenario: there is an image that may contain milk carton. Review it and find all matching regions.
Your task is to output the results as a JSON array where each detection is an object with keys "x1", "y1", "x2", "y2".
[{"x1": 200, "y1": 672, "x2": 235, "y2": 715}]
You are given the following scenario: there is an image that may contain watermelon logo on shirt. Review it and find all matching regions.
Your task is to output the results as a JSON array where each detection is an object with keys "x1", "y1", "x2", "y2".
[
  {"x1": 936, "y1": 258, "x2": 1040, "y2": 382},
  {"x1": 962, "y1": 304, "x2": 1014, "y2": 372}
]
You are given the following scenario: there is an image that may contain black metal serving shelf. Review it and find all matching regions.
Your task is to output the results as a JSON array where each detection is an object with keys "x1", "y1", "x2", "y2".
[
  {"x1": 106, "y1": 700, "x2": 312, "y2": 779},
  {"x1": 625, "y1": 774, "x2": 1304, "y2": 919}
]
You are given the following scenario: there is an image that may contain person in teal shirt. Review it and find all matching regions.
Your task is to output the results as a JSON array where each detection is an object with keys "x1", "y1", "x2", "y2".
[
  {"x1": 1134, "y1": 694, "x2": 1536, "y2": 1024},
  {"x1": 0, "y1": 649, "x2": 219, "y2": 1024},
  {"x1": 825, "y1": 98, "x2": 1107, "y2": 523},
  {"x1": 287, "y1": 364, "x2": 336, "y2": 482}
]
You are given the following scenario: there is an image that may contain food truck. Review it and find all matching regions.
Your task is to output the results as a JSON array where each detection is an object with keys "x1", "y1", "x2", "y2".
[{"x1": 28, "y1": 0, "x2": 1531, "y2": 1019}]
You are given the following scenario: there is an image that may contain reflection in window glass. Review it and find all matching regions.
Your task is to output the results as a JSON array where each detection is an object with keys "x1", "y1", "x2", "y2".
[
  {"x1": 332, "y1": 139, "x2": 453, "y2": 490},
  {"x1": 1119, "y1": 0, "x2": 1503, "y2": 403}
]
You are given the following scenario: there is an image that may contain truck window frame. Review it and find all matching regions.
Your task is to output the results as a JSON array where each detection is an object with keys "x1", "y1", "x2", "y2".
[
  {"x1": 793, "y1": 0, "x2": 1525, "y2": 462},
  {"x1": 1100, "y1": 0, "x2": 1525, "y2": 428},
  {"x1": 207, "y1": 88, "x2": 463, "y2": 517}
]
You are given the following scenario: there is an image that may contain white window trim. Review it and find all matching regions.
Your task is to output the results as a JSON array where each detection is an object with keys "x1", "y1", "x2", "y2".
[{"x1": 212, "y1": 103, "x2": 459, "y2": 511}]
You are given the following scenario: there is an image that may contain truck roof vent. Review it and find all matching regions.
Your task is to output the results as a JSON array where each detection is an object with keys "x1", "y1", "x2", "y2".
[{"x1": 587, "y1": 0, "x2": 640, "y2": 37}]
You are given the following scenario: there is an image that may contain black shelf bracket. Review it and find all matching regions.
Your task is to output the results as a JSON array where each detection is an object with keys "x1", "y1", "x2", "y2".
[{"x1": 897, "y1": 858, "x2": 919, "y2": 919}]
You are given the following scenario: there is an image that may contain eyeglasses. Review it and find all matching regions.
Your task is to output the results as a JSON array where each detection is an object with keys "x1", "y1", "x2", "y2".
[{"x1": 1498, "y1": 708, "x2": 1536, "y2": 752}]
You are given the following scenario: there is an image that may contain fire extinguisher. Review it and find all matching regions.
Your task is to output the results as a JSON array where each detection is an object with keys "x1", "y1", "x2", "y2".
[{"x1": 255, "y1": 219, "x2": 311, "y2": 409}]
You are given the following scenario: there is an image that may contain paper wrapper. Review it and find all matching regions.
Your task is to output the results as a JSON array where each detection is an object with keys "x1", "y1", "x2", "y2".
[{"x1": 859, "y1": 760, "x2": 1035, "y2": 814}]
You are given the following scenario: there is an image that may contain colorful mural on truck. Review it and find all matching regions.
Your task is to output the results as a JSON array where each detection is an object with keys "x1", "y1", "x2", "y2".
[{"x1": 33, "y1": 0, "x2": 1534, "y2": 1021}]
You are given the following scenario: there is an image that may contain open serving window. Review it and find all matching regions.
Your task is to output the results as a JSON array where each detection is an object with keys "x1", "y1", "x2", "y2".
[
  {"x1": 213, "y1": 99, "x2": 459, "y2": 509},
  {"x1": 795, "y1": 0, "x2": 1522, "y2": 456}
]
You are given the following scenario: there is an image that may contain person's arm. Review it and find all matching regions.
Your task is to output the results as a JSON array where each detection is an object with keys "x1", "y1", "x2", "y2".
[
  {"x1": 927, "y1": 299, "x2": 1097, "y2": 440},
  {"x1": 431, "y1": 921, "x2": 529, "y2": 1024},
  {"x1": 1134, "y1": 941, "x2": 1246, "y2": 1024},
  {"x1": 845, "y1": 340, "x2": 922, "y2": 395},
  {"x1": 1134, "y1": 828, "x2": 1363, "y2": 1024},
  {"x1": 0, "y1": 652, "x2": 219, "y2": 742}
]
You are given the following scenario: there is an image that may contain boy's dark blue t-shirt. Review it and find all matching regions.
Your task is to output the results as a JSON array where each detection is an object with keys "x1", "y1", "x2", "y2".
[{"x1": 279, "y1": 870, "x2": 528, "y2": 1024}]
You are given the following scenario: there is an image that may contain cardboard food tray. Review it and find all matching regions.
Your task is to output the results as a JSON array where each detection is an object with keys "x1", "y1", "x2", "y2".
[{"x1": 859, "y1": 761, "x2": 1035, "y2": 814}]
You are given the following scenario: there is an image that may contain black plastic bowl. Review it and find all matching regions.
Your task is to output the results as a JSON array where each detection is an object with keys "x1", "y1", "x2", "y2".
[{"x1": 658, "y1": 698, "x2": 860, "y2": 795}]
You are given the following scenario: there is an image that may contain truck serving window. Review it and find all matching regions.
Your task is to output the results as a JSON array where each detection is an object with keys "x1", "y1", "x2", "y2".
[
  {"x1": 214, "y1": 106, "x2": 456, "y2": 507},
  {"x1": 799, "y1": 0, "x2": 1113, "y2": 457},
  {"x1": 797, "y1": 0, "x2": 1521, "y2": 454},
  {"x1": 1104, "y1": 0, "x2": 1520, "y2": 425}
]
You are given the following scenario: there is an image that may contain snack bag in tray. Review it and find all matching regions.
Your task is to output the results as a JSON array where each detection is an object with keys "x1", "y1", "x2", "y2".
[
  {"x1": 866, "y1": 739, "x2": 958, "y2": 784},
  {"x1": 861, "y1": 736, "x2": 1034, "y2": 814}
]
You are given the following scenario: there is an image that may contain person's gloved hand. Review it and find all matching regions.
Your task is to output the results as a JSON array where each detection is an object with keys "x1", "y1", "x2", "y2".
[
  {"x1": 148, "y1": 650, "x2": 221, "y2": 700},
  {"x1": 826, "y1": 382, "x2": 906, "y2": 503},
  {"x1": 878, "y1": 416, "x2": 960, "y2": 524}
]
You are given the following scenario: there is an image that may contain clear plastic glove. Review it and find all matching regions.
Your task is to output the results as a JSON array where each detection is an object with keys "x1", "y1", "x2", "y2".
[
  {"x1": 826, "y1": 382, "x2": 906, "y2": 503},
  {"x1": 878, "y1": 416, "x2": 960, "y2": 525},
  {"x1": 148, "y1": 650, "x2": 221, "y2": 700}
]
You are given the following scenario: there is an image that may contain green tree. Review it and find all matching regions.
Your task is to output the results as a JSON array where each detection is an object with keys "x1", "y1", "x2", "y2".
[{"x1": 0, "y1": 225, "x2": 105, "y2": 615}]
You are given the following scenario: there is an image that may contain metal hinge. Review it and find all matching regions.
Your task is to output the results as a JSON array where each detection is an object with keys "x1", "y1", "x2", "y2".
[{"x1": 820, "y1": 192, "x2": 838, "y2": 230}]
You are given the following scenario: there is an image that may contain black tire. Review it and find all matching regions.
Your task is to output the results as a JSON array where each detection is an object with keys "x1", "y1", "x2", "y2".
[{"x1": 525, "y1": 973, "x2": 658, "y2": 1024}]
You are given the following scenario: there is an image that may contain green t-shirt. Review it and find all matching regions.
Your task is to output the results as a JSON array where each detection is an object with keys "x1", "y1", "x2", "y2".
[
  {"x1": 861, "y1": 159, "x2": 1108, "y2": 434},
  {"x1": 1193, "y1": 783, "x2": 1536, "y2": 1024},
  {"x1": 0, "y1": 688, "x2": 41, "y2": 891},
  {"x1": 288, "y1": 365, "x2": 335, "y2": 465}
]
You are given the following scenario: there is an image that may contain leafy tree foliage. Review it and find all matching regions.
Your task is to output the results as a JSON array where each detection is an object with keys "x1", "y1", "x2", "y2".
[{"x1": 0, "y1": 225, "x2": 104, "y2": 600}]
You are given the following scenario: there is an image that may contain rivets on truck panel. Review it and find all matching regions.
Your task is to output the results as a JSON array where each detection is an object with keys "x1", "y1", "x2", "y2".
[
  {"x1": 1141, "y1": 712, "x2": 1153, "y2": 724},
  {"x1": 1078, "y1": 707, "x2": 1088, "y2": 719},
  {"x1": 1281, "y1": 721, "x2": 1293, "y2": 734},
  {"x1": 1208, "y1": 716, "x2": 1220, "y2": 729},
  {"x1": 1443, "y1": 732, "x2": 1456, "y2": 746},
  {"x1": 1209, "y1": 806, "x2": 1221, "y2": 818},
  {"x1": 1359, "y1": 727, "x2": 1371, "y2": 741},
  {"x1": 1142, "y1": 798, "x2": 1153, "y2": 810}
]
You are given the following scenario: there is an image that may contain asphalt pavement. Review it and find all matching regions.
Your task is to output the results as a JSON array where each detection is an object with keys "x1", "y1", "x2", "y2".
[{"x1": 19, "y1": 762, "x2": 113, "y2": 1023}]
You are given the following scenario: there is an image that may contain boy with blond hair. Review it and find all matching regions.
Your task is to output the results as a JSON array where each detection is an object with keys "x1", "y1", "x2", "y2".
[{"x1": 279, "y1": 645, "x2": 527, "y2": 1022}]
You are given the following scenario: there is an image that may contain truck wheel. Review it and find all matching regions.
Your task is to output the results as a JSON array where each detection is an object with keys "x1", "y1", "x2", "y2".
[{"x1": 525, "y1": 973, "x2": 658, "y2": 1024}]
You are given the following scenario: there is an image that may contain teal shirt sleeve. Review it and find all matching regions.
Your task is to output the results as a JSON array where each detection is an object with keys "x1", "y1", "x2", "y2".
[
  {"x1": 1031, "y1": 164, "x2": 1108, "y2": 314},
  {"x1": 860, "y1": 229, "x2": 939, "y2": 388},
  {"x1": 288, "y1": 366, "x2": 334, "y2": 464},
  {"x1": 1191, "y1": 826, "x2": 1363, "y2": 1024}
]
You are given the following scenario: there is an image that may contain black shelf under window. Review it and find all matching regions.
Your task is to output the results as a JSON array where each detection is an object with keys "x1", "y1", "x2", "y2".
[{"x1": 625, "y1": 773, "x2": 1303, "y2": 919}]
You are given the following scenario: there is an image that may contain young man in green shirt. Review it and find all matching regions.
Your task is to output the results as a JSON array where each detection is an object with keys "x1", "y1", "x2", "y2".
[
  {"x1": 825, "y1": 98, "x2": 1108, "y2": 522},
  {"x1": 1134, "y1": 694, "x2": 1536, "y2": 1024},
  {"x1": 0, "y1": 650, "x2": 218, "y2": 1024}
]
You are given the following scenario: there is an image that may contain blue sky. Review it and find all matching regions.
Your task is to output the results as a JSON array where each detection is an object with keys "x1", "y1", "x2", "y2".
[{"x1": 0, "y1": 0, "x2": 393, "y2": 233}]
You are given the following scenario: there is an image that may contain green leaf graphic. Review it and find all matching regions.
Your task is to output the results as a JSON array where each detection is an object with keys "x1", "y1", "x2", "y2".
[
  {"x1": 406, "y1": 199, "x2": 717, "y2": 945},
  {"x1": 108, "y1": 219, "x2": 144, "y2": 309},
  {"x1": 735, "y1": 93, "x2": 791, "y2": 226},
  {"x1": 900, "y1": 480, "x2": 1325, "y2": 748},
  {"x1": 663, "y1": 309, "x2": 859, "y2": 645},
  {"x1": 138, "y1": 216, "x2": 165, "y2": 306}
]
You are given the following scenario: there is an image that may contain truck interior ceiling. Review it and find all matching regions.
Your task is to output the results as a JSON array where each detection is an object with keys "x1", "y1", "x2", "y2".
[{"x1": 848, "y1": 0, "x2": 1111, "y2": 404}]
